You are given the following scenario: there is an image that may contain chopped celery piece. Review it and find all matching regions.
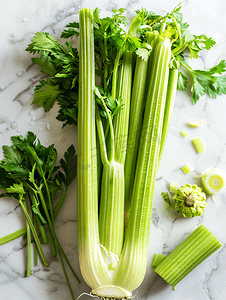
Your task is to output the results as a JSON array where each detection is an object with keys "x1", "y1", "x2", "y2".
[
  {"x1": 181, "y1": 164, "x2": 193, "y2": 174},
  {"x1": 152, "y1": 254, "x2": 166, "y2": 268},
  {"x1": 192, "y1": 137, "x2": 206, "y2": 153},
  {"x1": 169, "y1": 182, "x2": 177, "y2": 193},
  {"x1": 200, "y1": 168, "x2": 226, "y2": 196},
  {"x1": 180, "y1": 131, "x2": 187, "y2": 137},
  {"x1": 154, "y1": 225, "x2": 222, "y2": 287},
  {"x1": 187, "y1": 120, "x2": 205, "y2": 127}
]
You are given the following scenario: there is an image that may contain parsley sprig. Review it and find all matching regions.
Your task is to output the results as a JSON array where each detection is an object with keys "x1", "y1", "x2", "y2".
[{"x1": 0, "y1": 132, "x2": 79, "y2": 299}]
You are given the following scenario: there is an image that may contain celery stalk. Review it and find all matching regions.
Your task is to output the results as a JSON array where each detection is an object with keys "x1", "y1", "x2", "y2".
[
  {"x1": 96, "y1": 89, "x2": 125, "y2": 257},
  {"x1": 124, "y1": 32, "x2": 155, "y2": 212},
  {"x1": 159, "y1": 69, "x2": 178, "y2": 164},
  {"x1": 99, "y1": 161, "x2": 124, "y2": 257},
  {"x1": 154, "y1": 225, "x2": 222, "y2": 287},
  {"x1": 77, "y1": 8, "x2": 111, "y2": 290},
  {"x1": 112, "y1": 38, "x2": 171, "y2": 292},
  {"x1": 113, "y1": 50, "x2": 133, "y2": 165}
]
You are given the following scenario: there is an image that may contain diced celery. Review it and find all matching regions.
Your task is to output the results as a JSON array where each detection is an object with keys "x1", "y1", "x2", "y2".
[
  {"x1": 180, "y1": 131, "x2": 187, "y2": 137},
  {"x1": 192, "y1": 137, "x2": 206, "y2": 153},
  {"x1": 187, "y1": 120, "x2": 205, "y2": 127},
  {"x1": 201, "y1": 168, "x2": 226, "y2": 196},
  {"x1": 181, "y1": 164, "x2": 193, "y2": 174}
]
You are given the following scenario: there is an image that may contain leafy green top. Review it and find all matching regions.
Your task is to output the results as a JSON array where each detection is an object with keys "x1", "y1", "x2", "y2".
[
  {"x1": 26, "y1": 4, "x2": 226, "y2": 124},
  {"x1": 0, "y1": 132, "x2": 77, "y2": 221}
]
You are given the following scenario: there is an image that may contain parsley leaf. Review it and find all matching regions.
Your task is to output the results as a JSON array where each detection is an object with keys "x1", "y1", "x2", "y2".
[
  {"x1": 177, "y1": 71, "x2": 188, "y2": 91},
  {"x1": 58, "y1": 145, "x2": 77, "y2": 188},
  {"x1": 95, "y1": 86, "x2": 124, "y2": 119},
  {"x1": 61, "y1": 22, "x2": 79, "y2": 39}
]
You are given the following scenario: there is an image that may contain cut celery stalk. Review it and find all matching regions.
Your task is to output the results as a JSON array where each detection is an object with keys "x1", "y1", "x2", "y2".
[
  {"x1": 192, "y1": 137, "x2": 206, "y2": 153},
  {"x1": 169, "y1": 182, "x2": 177, "y2": 193},
  {"x1": 187, "y1": 120, "x2": 205, "y2": 127},
  {"x1": 200, "y1": 168, "x2": 226, "y2": 195},
  {"x1": 180, "y1": 131, "x2": 187, "y2": 137},
  {"x1": 112, "y1": 38, "x2": 171, "y2": 292},
  {"x1": 181, "y1": 164, "x2": 193, "y2": 174},
  {"x1": 151, "y1": 254, "x2": 167, "y2": 268},
  {"x1": 154, "y1": 225, "x2": 222, "y2": 287}
]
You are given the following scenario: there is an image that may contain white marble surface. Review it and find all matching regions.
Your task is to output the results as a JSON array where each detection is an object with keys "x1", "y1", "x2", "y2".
[{"x1": 1, "y1": 0, "x2": 226, "y2": 299}]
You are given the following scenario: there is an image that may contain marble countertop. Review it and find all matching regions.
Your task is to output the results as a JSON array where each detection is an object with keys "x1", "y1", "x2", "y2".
[{"x1": 1, "y1": 0, "x2": 226, "y2": 299}]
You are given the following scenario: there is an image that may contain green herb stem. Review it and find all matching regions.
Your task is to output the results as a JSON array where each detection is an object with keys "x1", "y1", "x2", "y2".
[
  {"x1": 53, "y1": 188, "x2": 67, "y2": 222},
  {"x1": 28, "y1": 190, "x2": 48, "y2": 243},
  {"x1": 19, "y1": 199, "x2": 48, "y2": 267},
  {"x1": 0, "y1": 227, "x2": 27, "y2": 245},
  {"x1": 38, "y1": 189, "x2": 80, "y2": 283},
  {"x1": 24, "y1": 200, "x2": 32, "y2": 277},
  {"x1": 33, "y1": 212, "x2": 39, "y2": 267},
  {"x1": 95, "y1": 105, "x2": 109, "y2": 165}
]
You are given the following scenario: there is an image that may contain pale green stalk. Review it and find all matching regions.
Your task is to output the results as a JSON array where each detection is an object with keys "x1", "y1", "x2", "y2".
[
  {"x1": 77, "y1": 8, "x2": 111, "y2": 290},
  {"x1": 113, "y1": 50, "x2": 133, "y2": 165},
  {"x1": 155, "y1": 225, "x2": 222, "y2": 287},
  {"x1": 112, "y1": 38, "x2": 171, "y2": 292},
  {"x1": 124, "y1": 32, "x2": 156, "y2": 212},
  {"x1": 159, "y1": 69, "x2": 178, "y2": 165},
  {"x1": 99, "y1": 161, "x2": 124, "y2": 257},
  {"x1": 96, "y1": 101, "x2": 125, "y2": 257}
]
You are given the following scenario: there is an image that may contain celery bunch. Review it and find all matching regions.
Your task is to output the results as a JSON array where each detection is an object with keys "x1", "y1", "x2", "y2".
[
  {"x1": 77, "y1": 9, "x2": 175, "y2": 298},
  {"x1": 24, "y1": 4, "x2": 226, "y2": 299}
]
